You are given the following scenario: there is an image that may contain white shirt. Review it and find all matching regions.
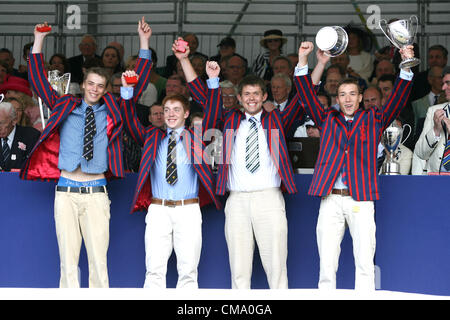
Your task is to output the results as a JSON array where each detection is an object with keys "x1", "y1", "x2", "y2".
[
  {"x1": 3, "y1": 126, "x2": 15, "y2": 149},
  {"x1": 428, "y1": 91, "x2": 440, "y2": 107},
  {"x1": 227, "y1": 111, "x2": 281, "y2": 192},
  {"x1": 273, "y1": 99, "x2": 288, "y2": 112}
]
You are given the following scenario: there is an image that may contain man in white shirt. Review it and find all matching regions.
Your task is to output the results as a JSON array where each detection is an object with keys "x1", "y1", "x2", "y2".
[{"x1": 415, "y1": 66, "x2": 450, "y2": 174}]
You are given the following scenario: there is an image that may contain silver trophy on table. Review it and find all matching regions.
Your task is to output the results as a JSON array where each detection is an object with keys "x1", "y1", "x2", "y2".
[
  {"x1": 379, "y1": 15, "x2": 420, "y2": 69},
  {"x1": 381, "y1": 122, "x2": 404, "y2": 175},
  {"x1": 315, "y1": 26, "x2": 348, "y2": 57}
]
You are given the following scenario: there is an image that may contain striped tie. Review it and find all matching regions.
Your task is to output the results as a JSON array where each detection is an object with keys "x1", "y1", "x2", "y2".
[
  {"x1": 245, "y1": 117, "x2": 260, "y2": 173},
  {"x1": 342, "y1": 119, "x2": 353, "y2": 185},
  {"x1": 1, "y1": 138, "x2": 10, "y2": 168},
  {"x1": 442, "y1": 138, "x2": 450, "y2": 171},
  {"x1": 166, "y1": 131, "x2": 178, "y2": 185},
  {"x1": 82, "y1": 106, "x2": 96, "y2": 161}
]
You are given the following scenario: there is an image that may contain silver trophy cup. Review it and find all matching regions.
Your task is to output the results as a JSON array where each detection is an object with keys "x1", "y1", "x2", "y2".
[
  {"x1": 381, "y1": 122, "x2": 404, "y2": 175},
  {"x1": 315, "y1": 26, "x2": 348, "y2": 57},
  {"x1": 378, "y1": 16, "x2": 420, "y2": 69},
  {"x1": 48, "y1": 70, "x2": 71, "y2": 96}
]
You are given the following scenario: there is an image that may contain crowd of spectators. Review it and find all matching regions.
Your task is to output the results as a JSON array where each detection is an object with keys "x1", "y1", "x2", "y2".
[{"x1": 0, "y1": 25, "x2": 448, "y2": 175}]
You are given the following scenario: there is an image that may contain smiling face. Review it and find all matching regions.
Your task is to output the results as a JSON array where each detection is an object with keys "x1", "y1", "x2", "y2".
[
  {"x1": 442, "y1": 73, "x2": 450, "y2": 101},
  {"x1": 336, "y1": 82, "x2": 362, "y2": 117},
  {"x1": 82, "y1": 72, "x2": 107, "y2": 106},
  {"x1": 238, "y1": 84, "x2": 267, "y2": 116},
  {"x1": 163, "y1": 98, "x2": 189, "y2": 129}
]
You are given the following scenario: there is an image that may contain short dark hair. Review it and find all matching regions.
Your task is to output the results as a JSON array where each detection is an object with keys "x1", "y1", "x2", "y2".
[
  {"x1": 378, "y1": 74, "x2": 396, "y2": 85},
  {"x1": 428, "y1": 45, "x2": 448, "y2": 58},
  {"x1": 238, "y1": 75, "x2": 266, "y2": 95},
  {"x1": 337, "y1": 77, "x2": 362, "y2": 94},
  {"x1": 442, "y1": 66, "x2": 450, "y2": 78}
]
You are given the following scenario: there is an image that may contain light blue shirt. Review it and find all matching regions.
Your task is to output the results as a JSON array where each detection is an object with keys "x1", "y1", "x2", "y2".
[{"x1": 150, "y1": 127, "x2": 199, "y2": 200}]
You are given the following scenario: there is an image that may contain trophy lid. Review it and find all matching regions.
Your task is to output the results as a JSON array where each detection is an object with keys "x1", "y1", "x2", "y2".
[{"x1": 315, "y1": 27, "x2": 337, "y2": 51}]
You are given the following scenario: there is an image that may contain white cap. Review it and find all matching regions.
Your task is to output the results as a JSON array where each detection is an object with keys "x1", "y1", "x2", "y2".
[{"x1": 315, "y1": 26, "x2": 337, "y2": 51}]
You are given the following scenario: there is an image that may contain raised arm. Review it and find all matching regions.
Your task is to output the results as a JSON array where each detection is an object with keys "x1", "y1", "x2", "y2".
[
  {"x1": 121, "y1": 70, "x2": 147, "y2": 147},
  {"x1": 380, "y1": 45, "x2": 414, "y2": 130},
  {"x1": 28, "y1": 22, "x2": 59, "y2": 110},
  {"x1": 132, "y1": 17, "x2": 152, "y2": 104},
  {"x1": 293, "y1": 41, "x2": 326, "y2": 130}
]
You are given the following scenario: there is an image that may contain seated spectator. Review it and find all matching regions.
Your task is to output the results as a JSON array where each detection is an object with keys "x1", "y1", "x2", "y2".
[
  {"x1": 100, "y1": 45, "x2": 123, "y2": 78},
  {"x1": 0, "y1": 48, "x2": 23, "y2": 79},
  {"x1": 107, "y1": 41, "x2": 125, "y2": 71},
  {"x1": 253, "y1": 29, "x2": 287, "y2": 82},
  {"x1": 190, "y1": 53, "x2": 207, "y2": 81},
  {"x1": 270, "y1": 73, "x2": 292, "y2": 112},
  {"x1": 210, "y1": 37, "x2": 236, "y2": 63},
  {"x1": 330, "y1": 52, "x2": 367, "y2": 90},
  {"x1": 369, "y1": 58, "x2": 395, "y2": 85},
  {"x1": 412, "y1": 65, "x2": 444, "y2": 141},
  {"x1": 222, "y1": 54, "x2": 248, "y2": 86},
  {"x1": 16, "y1": 42, "x2": 33, "y2": 80},
  {"x1": 0, "y1": 99, "x2": 41, "y2": 171},
  {"x1": 3, "y1": 97, "x2": 32, "y2": 127},
  {"x1": 323, "y1": 67, "x2": 343, "y2": 106},
  {"x1": 67, "y1": 34, "x2": 100, "y2": 84},
  {"x1": 219, "y1": 80, "x2": 240, "y2": 110},
  {"x1": 377, "y1": 74, "x2": 396, "y2": 106},
  {"x1": 148, "y1": 103, "x2": 165, "y2": 129},
  {"x1": 124, "y1": 55, "x2": 157, "y2": 107},
  {"x1": 363, "y1": 85, "x2": 383, "y2": 110},
  {"x1": 287, "y1": 53, "x2": 298, "y2": 69}
]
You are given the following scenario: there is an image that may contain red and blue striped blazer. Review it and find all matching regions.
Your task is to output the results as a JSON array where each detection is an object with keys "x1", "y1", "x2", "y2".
[
  {"x1": 20, "y1": 52, "x2": 151, "y2": 182},
  {"x1": 121, "y1": 84, "x2": 222, "y2": 213},
  {"x1": 188, "y1": 77, "x2": 301, "y2": 196},
  {"x1": 294, "y1": 73, "x2": 412, "y2": 201}
]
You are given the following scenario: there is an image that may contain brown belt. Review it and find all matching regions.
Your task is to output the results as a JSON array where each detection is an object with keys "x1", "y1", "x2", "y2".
[
  {"x1": 151, "y1": 197, "x2": 199, "y2": 207},
  {"x1": 331, "y1": 189, "x2": 350, "y2": 196}
]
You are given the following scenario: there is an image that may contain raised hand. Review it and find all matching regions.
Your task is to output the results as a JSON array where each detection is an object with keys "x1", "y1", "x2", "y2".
[
  {"x1": 172, "y1": 37, "x2": 190, "y2": 60},
  {"x1": 34, "y1": 22, "x2": 51, "y2": 38},
  {"x1": 298, "y1": 41, "x2": 314, "y2": 67},
  {"x1": 121, "y1": 70, "x2": 139, "y2": 88},
  {"x1": 138, "y1": 17, "x2": 151, "y2": 49},
  {"x1": 316, "y1": 48, "x2": 330, "y2": 66},
  {"x1": 205, "y1": 61, "x2": 220, "y2": 79}
]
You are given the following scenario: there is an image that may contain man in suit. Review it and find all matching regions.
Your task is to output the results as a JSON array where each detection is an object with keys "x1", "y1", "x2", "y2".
[
  {"x1": 415, "y1": 66, "x2": 450, "y2": 174},
  {"x1": 121, "y1": 42, "x2": 221, "y2": 288},
  {"x1": 23, "y1": 18, "x2": 152, "y2": 288},
  {"x1": 178, "y1": 39, "x2": 301, "y2": 289},
  {"x1": 412, "y1": 66, "x2": 444, "y2": 140},
  {"x1": 294, "y1": 41, "x2": 414, "y2": 290},
  {"x1": 0, "y1": 99, "x2": 40, "y2": 171},
  {"x1": 67, "y1": 34, "x2": 101, "y2": 84}
]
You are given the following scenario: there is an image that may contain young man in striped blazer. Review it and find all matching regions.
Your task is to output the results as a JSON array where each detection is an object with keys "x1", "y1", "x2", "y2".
[
  {"x1": 121, "y1": 42, "x2": 222, "y2": 288},
  {"x1": 176, "y1": 38, "x2": 302, "y2": 289},
  {"x1": 294, "y1": 42, "x2": 414, "y2": 290},
  {"x1": 23, "y1": 18, "x2": 152, "y2": 288}
]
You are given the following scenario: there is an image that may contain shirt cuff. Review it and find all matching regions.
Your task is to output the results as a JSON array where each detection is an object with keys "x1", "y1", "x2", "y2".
[
  {"x1": 399, "y1": 68, "x2": 413, "y2": 81},
  {"x1": 294, "y1": 64, "x2": 309, "y2": 77},
  {"x1": 138, "y1": 49, "x2": 151, "y2": 61},
  {"x1": 121, "y1": 86, "x2": 134, "y2": 100},
  {"x1": 206, "y1": 77, "x2": 220, "y2": 89}
]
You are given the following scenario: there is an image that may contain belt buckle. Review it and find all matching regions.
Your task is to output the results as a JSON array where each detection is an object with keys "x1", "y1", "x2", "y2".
[
  {"x1": 79, "y1": 186, "x2": 89, "y2": 194},
  {"x1": 165, "y1": 200, "x2": 176, "y2": 208}
]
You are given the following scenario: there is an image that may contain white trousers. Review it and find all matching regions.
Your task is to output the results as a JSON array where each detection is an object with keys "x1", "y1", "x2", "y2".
[
  {"x1": 316, "y1": 194, "x2": 376, "y2": 291},
  {"x1": 144, "y1": 203, "x2": 202, "y2": 289},
  {"x1": 224, "y1": 188, "x2": 288, "y2": 289},
  {"x1": 54, "y1": 190, "x2": 110, "y2": 288}
]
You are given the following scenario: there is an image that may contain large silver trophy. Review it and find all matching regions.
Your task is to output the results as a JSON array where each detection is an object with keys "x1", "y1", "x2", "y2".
[
  {"x1": 315, "y1": 26, "x2": 348, "y2": 57},
  {"x1": 381, "y1": 122, "x2": 404, "y2": 175},
  {"x1": 38, "y1": 70, "x2": 71, "y2": 130},
  {"x1": 379, "y1": 16, "x2": 420, "y2": 69}
]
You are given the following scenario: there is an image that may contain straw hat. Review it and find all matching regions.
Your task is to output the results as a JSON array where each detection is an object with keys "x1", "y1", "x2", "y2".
[{"x1": 260, "y1": 29, "x2": 287, "y2": 48}]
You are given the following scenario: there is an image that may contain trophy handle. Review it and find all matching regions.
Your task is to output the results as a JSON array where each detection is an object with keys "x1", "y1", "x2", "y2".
[
  {"x1": 378, "y1": 19, "x2": 400, "y2": 49},
  {"x1": 0, "y1": 93, "x2": 4, "y2": 104},
  {"x1": 401, "y1": 124, "x2": 411, "y2": 145},
  {"x1": 409, "y1": 15, "x2": 419, "y2": 43}
]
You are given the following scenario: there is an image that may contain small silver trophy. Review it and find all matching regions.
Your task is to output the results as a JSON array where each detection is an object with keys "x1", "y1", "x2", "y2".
[
  {"x1": 315, "y1": 26, "x2": 348, "y2": 57},
  {"x1": 381, "y1": 122, "x2": 404, "y2": 175},
  {"x1": 48, "y1": 70, "x2": 71, "y2": 96},
  {"x1": 379, "y1": 16, "x2": 420, "y2": 69}
]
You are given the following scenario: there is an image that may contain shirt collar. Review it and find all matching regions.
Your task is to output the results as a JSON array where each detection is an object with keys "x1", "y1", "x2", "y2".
[{"x1": 245, "y1": 110, "x2": 262, "y2": 122}]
